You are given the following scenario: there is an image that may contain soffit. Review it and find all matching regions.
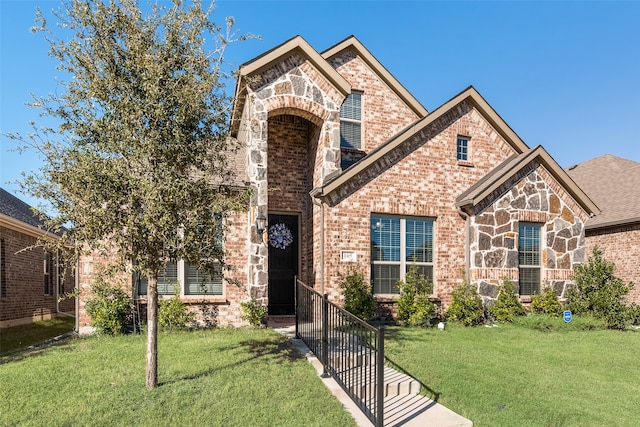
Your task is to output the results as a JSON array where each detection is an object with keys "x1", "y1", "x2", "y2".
[{"x1": 321, "y1": 35, "x2": 428, "y2": 118}]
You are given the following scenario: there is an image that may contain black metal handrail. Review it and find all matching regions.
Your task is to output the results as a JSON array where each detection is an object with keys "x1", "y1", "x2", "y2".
[{"x1": 295, "y1": 277, "x2": 384, "y2": 427}]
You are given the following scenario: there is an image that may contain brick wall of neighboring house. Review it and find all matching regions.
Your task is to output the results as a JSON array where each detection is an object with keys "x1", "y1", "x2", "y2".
[
  {"x1": 77, "y1": 210, "x2": 250, "y2": 334},
  {"x1": 585, "y1": 223, "x2": 640, "y2": 304},
  {"x1": 0, "y1": 226, "x2": 75, "y2": 328},
  {"x1": 320, "y1": 102, "x2": 520, "y2": 307},
  {"x1": 327, "y1": 49, "x2": 421, "y2": 152}
]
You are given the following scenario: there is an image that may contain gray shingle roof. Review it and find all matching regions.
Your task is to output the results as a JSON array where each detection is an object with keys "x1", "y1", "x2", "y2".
[
  {"x1": 566, "y1": 154, "x2": 640, "y2": 229},
  {"x1": 0, "y1": 187, "x2": 48, "y2": 230}
]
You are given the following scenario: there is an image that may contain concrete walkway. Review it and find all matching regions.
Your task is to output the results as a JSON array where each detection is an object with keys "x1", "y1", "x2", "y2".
[{"x1": 269, "y1": 318, "x2": 472, "y2": 427}]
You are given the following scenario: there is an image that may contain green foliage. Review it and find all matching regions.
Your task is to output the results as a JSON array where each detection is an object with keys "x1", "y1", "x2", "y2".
[
  {"x1": 159, "y1": 291, "x2": 195, "y2": 332},
  {"x1": 340, "y1": 269, "x2": 377, "y2": 321},
  {"x1": 240, "y1": 299, "x2": 267, "y2": 326},
  {"x1": 628, "y1": 304, "x2": 640, "y2": 326},
  {"x1": 85, "y1": 278, "x2": 132, "y2": 335},
  {"x1": 446, "y1": 282, "x2": 485, "y2": 326},
  {"x1": 396, "y1": 266, "x2": 436, "y2": 327},
  {"x1": 489, "y1": 280, "x2": 525, "y2": 323},
  {"x1": 513, "y1": 314, "x2": 606, "y2": 332},
  {"x1": 531, "y1": 285, "x2": 563, "y2": 316},
  {"x1": 566, "y1": 247, "x2": 634, "y2": 330}
]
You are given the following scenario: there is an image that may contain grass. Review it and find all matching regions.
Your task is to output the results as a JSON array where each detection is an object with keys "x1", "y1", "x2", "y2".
[
  {"x1": 0, "y1": 327, "x2": 356, "y2": 427},
  {"x1": 0, "y1": 316, "x2": 75, "y2": 356},
  {"x1": 385, "y1": 319, "x2": 640, "y2": 427}
]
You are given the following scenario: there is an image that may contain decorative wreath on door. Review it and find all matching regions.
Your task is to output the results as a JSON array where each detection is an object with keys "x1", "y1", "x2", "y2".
[{"x1": 268, "y1": 223, "x2": 293, "y2": 250}]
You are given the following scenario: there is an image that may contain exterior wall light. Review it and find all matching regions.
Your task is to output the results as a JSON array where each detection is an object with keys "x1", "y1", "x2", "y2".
[{"x1": 255, "y1": 212, "x2": 267, "y2": 236}]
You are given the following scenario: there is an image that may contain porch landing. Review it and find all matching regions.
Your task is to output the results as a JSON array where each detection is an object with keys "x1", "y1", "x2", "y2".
[{"x1": 269, "y1": 318, "x2": 472, "y2": 427}]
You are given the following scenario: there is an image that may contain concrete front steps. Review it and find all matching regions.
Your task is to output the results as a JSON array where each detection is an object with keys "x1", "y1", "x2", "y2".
[{"x1": 271, "y1": 320, "x2": 472, "y2": 427}]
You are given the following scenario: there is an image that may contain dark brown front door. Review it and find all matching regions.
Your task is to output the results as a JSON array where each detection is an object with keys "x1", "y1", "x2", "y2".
[{"x1": 267, "y1": 214, "x2": 298, "y2": 315}]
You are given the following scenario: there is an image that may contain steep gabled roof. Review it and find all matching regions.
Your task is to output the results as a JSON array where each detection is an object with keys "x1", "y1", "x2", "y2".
[
  {"x1": 566, "y1": 154, "x2": 640, "y2": 229},
  {"x1": 456, "y1": 146, "x2": 599, "y2": 216},
  {"x1": 231, "y1": 35, "x2": 351, "y2": 137},
  {"x1": 314, "y1": 86, "x2": 530, "y2": 197},
  {"x1": 321, "y1": 35, "x2": 428, "y2": 118}
]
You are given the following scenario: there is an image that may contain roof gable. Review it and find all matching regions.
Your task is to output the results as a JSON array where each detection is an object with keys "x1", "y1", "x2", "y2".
[
  {"x1": 321, "y1": 35, "x2": 427, "y2": 118},
  {"x1": 456, "y1": 146, "x2": 599, "y2": 217},
  {"x1": 0, "y1": 188, "x2": 60, "y2": 238},
  {"x1": 315, "y1": 86, "x2": 530, "y2": 197}
]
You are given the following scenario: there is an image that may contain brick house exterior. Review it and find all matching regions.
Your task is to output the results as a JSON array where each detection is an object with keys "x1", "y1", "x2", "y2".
[
  {"x1": 0, "y1": 188, "x2": 75, "y2": 328},
  {"x1": 567, "y1": 155, "x2": 640, "y2": 303},
  {"x1": 77, "y1": 35, "x2": 599, "y2": 330}
]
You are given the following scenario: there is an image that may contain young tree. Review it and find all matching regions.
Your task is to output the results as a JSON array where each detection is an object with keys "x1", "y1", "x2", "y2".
[{"x1": 7, "y1": 0, "x2": 252, "y2": 388}]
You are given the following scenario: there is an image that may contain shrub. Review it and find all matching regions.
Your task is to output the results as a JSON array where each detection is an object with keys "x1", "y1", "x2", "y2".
[
  {"x1": 446, "y1": 282, "x2": 484, "y2": 326},
  {"x1": 489, "y1": 280, "x2": 525, "y2": 323},
  {"x1": 159, "y1": 291, "x2": 195, "y2": 332},
  {"x1": 396, "y1": 265, "x2": 436, "y2": 327},
  {"x1": 85, "y1": 278, "x2": 132, "y2": 335},
  {"x1": 628, "y1": 304, "x2": 640, "y2": 326},
  {"x1": 513, "y1": 313, "x2": 606, "y2": 332},
  {"x1": 566, "y1": 247, "x2": 634, "y2": 330},
  {"x1": 531, "y1": 285, "x2": 563, "y2": 316},
  {"x1": 340, "y1": 269, "x2": 377, "y2": 321},
  {"x1": 240, "y1": 299, "x2": 267, "y2": 326}
]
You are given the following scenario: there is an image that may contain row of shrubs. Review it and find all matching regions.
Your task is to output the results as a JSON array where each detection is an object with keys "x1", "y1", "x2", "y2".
[{"x1": 341, "y1": 248, "x2": 640, "y2": 330}]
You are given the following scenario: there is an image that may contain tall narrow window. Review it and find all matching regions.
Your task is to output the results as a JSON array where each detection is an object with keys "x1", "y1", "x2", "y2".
[
  {"x1": 518, "y1": 223, "x2": 541, "y2": 295},
  {"x1": 0, "y1": 239, "x2": 6, "y2": 298},
  {"x1": 457, "y1": 136, "x2": 469, "y2": 161},
  {"x1": 371, "y1": 215, "x2": 434, "y2": 294},
  {"x1": 340, "y1": 92, "x2": 362, "y2": 150},
  {"x1": 44, "y1": 252, "x2": 52, "y2": 295}
]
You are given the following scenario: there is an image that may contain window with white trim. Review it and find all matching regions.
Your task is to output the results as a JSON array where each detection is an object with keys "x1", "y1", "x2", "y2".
[
  {"x1": 340, "y1": 92, "x2": 362, "y2": 150},
  {"x1": 457, "y1": 136, "x2": 469, "y2": 161},
  {"x1": 518, "y1": 223, "x2": 541, "y2": 295},
  {"x1": 370, "y1": 215, "x2": 434, "y2": 294},
  {"x1": 44, "y1": 252, "x2": 53, "y2": 295}
]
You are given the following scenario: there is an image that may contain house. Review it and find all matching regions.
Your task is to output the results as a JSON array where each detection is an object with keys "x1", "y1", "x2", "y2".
[
  {"x1": 77, "y1": 35, "x2": 599, "y2": 330},
  {"x1": 0, "y1": 188, "x2": 75, "y2": 328},
  {"x1": 566, "y1": 154, "x2": 640, "y2": 303}
]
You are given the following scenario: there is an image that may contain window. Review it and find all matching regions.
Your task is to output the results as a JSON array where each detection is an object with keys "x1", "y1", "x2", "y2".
[
  {"x1": 518, "y1": 223, "x2": 541, "y2": 295},
  {"x1": 137, "y1": 261, "x2": 223, "y2": 297},
  {"x1": 44, "y1": 252, "x2": 52, "y2": 295},
  {"x1": 370, "y1": 215, "x2": 434, "y2": 294},
  {"x1": 0, "y1": 239, "x2": 5, "y2": 298},
  {"x1": 457, "y1": 136, "x2": 469, "y2": 161},
  {"x1": 340, "y1": 92, "x2": 362, "y2": 150}
]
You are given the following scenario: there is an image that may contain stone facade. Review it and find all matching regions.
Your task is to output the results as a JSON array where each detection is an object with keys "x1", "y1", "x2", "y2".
[{"x1": 469, "y1": 167, "x2": 588, "y2": 303}]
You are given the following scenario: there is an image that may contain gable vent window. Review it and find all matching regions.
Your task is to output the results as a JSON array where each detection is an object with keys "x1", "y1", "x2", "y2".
[
  {"x1": 340, "y1": 92, "x2": 362, "y2": 150},
  {"x1": 457, "y1": 136, "x2": 469, "y2": 161}
]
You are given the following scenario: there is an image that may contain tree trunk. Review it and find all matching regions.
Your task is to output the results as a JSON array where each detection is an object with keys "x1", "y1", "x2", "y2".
[{"x1": 146, "y1": 270, "x2": 158, "y2": 389}]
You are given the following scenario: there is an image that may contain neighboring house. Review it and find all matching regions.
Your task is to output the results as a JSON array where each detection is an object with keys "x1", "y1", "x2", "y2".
[
  {"x1": 0, "y1": 188, "x2": 75, "y2": 328},
  {"x1": 77, "y1": 35, "x2": 599, "y2": 330},
  {"x1": 566, "y1": 154, "x2": 640, "y2": 303}
]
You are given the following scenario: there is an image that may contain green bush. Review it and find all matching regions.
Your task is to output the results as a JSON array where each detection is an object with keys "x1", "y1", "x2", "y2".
[
  {"x1": 628, "y1": 304, "x2": 640, "y2": 326},
  {"x1": 566, "y1": 247, "x2": 634, "y2": 330},
  {"x1": 159, "y1": 291, "x2": 195, "y2": 332},
  {"x1": 85, "y1": 278, "x2": 132, "y2": 335},
  {"x1": 240, "y1": 299, "x2": 267, "y2": 326},
  {"x1": 446, "y1": 282, "x2": 485, "y2": 326},
  {"x1": 489, "y1": 280, "x2": 525, "y2": 323},
  {"x1": 340, "y1": 269, "x2": 377, "y2": 321},
  {"x1": 531, "y1": 285, "x2": 563, "y2": 316},
  {"x1": 396, "y1": 265, "x2": 436, "y2": 327}
]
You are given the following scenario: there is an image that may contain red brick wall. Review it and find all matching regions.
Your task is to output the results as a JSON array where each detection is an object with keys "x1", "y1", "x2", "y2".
[
  {"x1": 321, "y1": 103, "x2": 518, "y2": 306},
  {"x1": 328, "y1": 50, "x2": 421, "y2": 152},
  {"x1": 585, "y1": 223, "x2": 640, "y2": 304},
  {"x1": 0, "y1": 225, "x2": 75, "y2": 327}
]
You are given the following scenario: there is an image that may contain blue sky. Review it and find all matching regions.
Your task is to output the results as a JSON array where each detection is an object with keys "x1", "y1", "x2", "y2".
[{"x1": 2, "y1": 0, "x2": 639, "y2": 208}]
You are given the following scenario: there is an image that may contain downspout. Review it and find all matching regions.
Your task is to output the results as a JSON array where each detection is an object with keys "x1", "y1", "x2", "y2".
[
  {"x1": 310, "y1": 189, "x2": 325, "y2": 294},
  {"x1": 457, "y1": 206, "x2": 471, "y2": 282}
]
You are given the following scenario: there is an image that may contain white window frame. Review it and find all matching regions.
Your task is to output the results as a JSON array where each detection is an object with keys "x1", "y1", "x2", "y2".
[
  {"x1": 370, "y1": 215, "x2": 434, "y2": 295},
  {"x1": 136, "y1": 260, "x2": 224, "y2": 299},
  {"x1": 518, "y1": 222, "x2": 542, "y2": 295},
  {"x1": 457, "y1": 136, "x2": 470, "y2": 161},
  {"x1": 340, "y1": 92, "x2": 363, "y2": 150}
]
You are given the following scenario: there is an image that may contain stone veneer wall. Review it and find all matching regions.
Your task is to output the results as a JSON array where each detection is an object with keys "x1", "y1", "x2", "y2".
[
  {"x1": 470, "y1": 165, "x2": 588, "y2": 303},
  {"x1": 585, "y1": 223, "x2": 640, "y2": 304}
]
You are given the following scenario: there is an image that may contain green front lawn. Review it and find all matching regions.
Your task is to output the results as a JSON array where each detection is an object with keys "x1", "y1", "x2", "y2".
[
  {"x1": 0, "y1": 328, "x2": 356, "y2": 426},
  {"x1": 0, "y1": 316, "x2": 75, "y2": 356},
  {"x1": 385, "y1": 321, "x2": 640, "y2": 426}
]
